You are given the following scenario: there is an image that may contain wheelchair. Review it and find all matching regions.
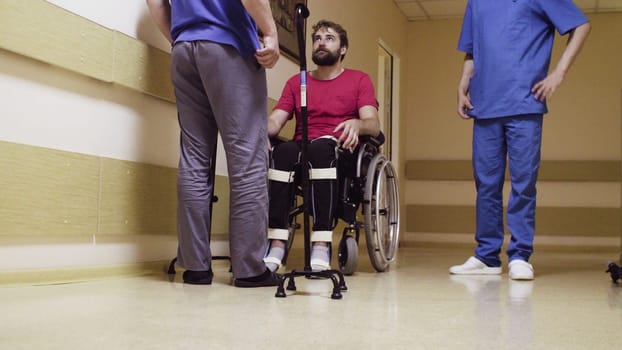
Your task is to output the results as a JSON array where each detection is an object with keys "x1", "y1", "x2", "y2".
[{"x1": 273, "y1": 132, "x2": 400, "y2": 275}]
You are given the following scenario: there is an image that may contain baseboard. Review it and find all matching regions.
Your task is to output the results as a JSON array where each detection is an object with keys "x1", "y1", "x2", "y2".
[{"x1": 0, "y1": 260, "x2": 168, "y2": 287}]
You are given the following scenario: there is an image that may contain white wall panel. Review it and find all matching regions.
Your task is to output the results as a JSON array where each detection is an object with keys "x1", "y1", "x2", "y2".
[
  {"x1": 0, "y1": 50, "x2": 180, "y2": 168},
  {"x1": 45, "y1": 0, "x2": 172, "y2": 52}
]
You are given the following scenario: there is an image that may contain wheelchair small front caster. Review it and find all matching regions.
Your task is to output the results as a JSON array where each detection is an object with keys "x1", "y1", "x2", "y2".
[{"x1": 338, "y1": 235, "x2": 359, "y2": 275}]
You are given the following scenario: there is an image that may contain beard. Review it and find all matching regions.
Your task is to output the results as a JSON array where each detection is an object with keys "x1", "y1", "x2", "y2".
[{"x1": 312, "y1": 48, "x2": 341, "y2": 66}]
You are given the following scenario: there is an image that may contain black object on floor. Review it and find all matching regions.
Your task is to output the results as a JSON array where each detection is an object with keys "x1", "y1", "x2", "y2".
[
  {"x1": 182, "y1": 269, "x2": 214, "y2": 285},
  {"x1": 606, "y1": 262, "x2": 621, "y2": 284},
  {"x1": 234, "y1": 269, "x2": 282, "y2": 288}
]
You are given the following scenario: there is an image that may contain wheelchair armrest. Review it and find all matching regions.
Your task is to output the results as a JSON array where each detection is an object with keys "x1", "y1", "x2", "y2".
[{"x1": 359, "y1": 131, "x2": 385, "y2": 148}]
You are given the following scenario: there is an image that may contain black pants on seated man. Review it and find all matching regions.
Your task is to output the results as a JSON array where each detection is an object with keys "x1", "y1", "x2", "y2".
[{"x1": 267, "y1": 137, "x2": 338, "y2": 271}]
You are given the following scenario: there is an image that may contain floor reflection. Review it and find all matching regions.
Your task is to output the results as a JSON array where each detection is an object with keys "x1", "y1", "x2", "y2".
[{"x1": 450, "y1": 275, "x2": 534, "y2": 349}]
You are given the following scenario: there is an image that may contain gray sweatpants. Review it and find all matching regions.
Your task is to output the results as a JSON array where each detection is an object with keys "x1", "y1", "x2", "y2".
[{"x1": 171, "y1": 41, "x2": 269, "y2": 279}]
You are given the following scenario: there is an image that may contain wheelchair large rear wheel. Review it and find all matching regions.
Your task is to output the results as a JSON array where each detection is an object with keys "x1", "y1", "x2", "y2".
[{"x1": 363, "y1": 153, "x2": 400, "y2": 272}]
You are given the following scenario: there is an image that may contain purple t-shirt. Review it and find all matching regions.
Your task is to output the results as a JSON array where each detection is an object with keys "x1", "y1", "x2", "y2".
[{"x1": 170, "y1": 0, "x2": 260, "y2": 58}]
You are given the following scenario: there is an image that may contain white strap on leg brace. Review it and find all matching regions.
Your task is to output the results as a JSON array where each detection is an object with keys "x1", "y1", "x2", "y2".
[
  {"x1": 268, "y1": 169, "x2": 295, "y2": 183},
  {"x1": 311, "y1": 230, "x2": 333, "y2": 242},
  {"x1": 309, "y1": 167, "x2": 337, "y2": 180},
  {"x1": 268, "y1": 228, "x2": 290, "y2": 241}
]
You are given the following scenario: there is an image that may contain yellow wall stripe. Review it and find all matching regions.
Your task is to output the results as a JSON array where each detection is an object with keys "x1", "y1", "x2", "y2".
[
  {"x1": 0, "y1": 0, "x2": 174, "y2": 101},
  {"x1": 112, "y1": 31, "x2": 174, "y2": 102},
  {"x1": 0, "y1": 0, "x2": 114, "y2": 82},
  {"x1": 0, "y1": 141, "x2": 231, "y2": 237},
  {"x1": 407, "y1": 204, "x2": 621, "y2": 237},
  {"x1": 406, "y1": 160, "x2": 621, "y2": 182}
]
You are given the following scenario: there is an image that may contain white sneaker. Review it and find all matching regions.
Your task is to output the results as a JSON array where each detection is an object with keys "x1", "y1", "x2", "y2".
[
  {"x1": 263, "y1": 256, "x2": 283, "y2": 272},
  {"x1": 310, "y1": 258, "x2": 330, "y2": 272},
  {"x1": 310, "y1": 243, "x2": 331, "y2": 272},
  {"x1": 508, "y1": 259, "x2": 534, "y2": 280},
  {"x1": 449, "y1": 256, "x2": 502, "y2": 275}
]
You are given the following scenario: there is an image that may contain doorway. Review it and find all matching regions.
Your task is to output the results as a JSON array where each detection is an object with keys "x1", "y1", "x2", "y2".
[{"x1": 377, "y1": 40, "x2": 400, "y2": 166}]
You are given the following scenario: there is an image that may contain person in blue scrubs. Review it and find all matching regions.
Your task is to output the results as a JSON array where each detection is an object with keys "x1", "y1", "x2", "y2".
[
  {"x1": 450, "y1": 0, "x2": 591, "y2": 280},
  {"x1": 147, "y1": 0, "x2": 281, "y2": 287}
]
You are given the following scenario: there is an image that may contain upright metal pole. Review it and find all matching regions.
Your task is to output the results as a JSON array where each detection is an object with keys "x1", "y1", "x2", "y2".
[{"x1": 295, "y1": 3, "x2": 311, "y2": 271}]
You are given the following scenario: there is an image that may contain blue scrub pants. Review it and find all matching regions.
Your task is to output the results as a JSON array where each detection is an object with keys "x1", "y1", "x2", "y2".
[{"x1": 472, "y1": 115, "x2": 543, "y2": 267}]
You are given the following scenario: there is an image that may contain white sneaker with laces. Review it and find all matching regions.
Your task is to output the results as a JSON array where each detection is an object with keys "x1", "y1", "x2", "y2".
[
  {"x1": 508, "y1": 259, "x2": 534, "y2": 280},
  {"x1": 449, "y1": 256, "x2": 502, "y2": 275}
]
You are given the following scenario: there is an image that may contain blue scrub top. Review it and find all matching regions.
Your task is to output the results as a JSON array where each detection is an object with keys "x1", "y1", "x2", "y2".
[
  {"x1": 458, "y1": 0, "x2": 588, "y2": 119},
  {"x1": 170, "y1": 0, "x2": 260, "y2": 58}
]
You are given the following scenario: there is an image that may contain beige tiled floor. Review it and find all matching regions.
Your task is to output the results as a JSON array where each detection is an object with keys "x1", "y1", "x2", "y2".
[{"x1": 1, "y1": 243, "x2": 621, "y2": 350}]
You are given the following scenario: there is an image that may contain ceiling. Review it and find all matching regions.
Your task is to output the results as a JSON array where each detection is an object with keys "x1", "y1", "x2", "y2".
[{"x1": 393, "y1": 0, "x2": 622, "y2": 21}]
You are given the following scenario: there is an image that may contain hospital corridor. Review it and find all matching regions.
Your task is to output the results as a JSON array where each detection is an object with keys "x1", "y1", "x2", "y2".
[
  {"x1": 2, "y1": 241, "x2": 621, "y2": 349},
  {"x1": 1, "y1": 1, "x2": 622, "y2": 349}
]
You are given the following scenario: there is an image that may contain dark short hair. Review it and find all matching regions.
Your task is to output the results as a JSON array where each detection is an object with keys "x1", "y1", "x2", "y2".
[{"x1": 311, "y1": 20, "x2": 348, "y2": 60}]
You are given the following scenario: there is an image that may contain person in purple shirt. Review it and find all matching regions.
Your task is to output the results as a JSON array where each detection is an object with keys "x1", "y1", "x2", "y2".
[
  {"x1": 450, "y1": 0, "x2": 590, "y2": 280},
  {"x1": 147, "y1": 0, "x2": 280, "y2": 287}
]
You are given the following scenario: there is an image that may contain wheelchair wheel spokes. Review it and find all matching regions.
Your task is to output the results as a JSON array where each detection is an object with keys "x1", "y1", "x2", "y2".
[
  {"x1": 364, "y1": 154, "x2": 400, "y2": 272},
  {"x1": 378, "y1": 160, "x2": 399, "y2": 262}
]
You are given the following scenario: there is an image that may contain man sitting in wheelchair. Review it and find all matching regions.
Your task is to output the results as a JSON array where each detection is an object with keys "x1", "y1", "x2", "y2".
[{"x1": 264, "y1": 19, "x2": 381, "y2": 272}]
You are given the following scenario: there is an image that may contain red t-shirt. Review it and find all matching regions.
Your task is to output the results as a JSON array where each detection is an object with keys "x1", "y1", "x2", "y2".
[{"x1": 274, "y1": 69, "x2": 378, "y2": 141}]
